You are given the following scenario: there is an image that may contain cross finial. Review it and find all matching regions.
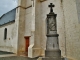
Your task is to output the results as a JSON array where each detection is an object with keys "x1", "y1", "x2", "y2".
[{"x1": 48, "y1": 3, "x2": 55, "y2": 13}]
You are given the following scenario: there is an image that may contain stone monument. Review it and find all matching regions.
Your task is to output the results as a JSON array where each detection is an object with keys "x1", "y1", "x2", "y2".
[{"x1": 42, "y1": 3, "x2": 61, "y2": 60}]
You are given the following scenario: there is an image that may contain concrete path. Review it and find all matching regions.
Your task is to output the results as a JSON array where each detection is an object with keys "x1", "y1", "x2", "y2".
[
  {"x1": 0, "y1": 51, "x2": 16, "y2": 57},
  {"x1": 0, "y1": 56, "x2": 37, "y2": 60},
  {"x1": 0, "y1": 51, "x2": 14, "y2": 55},
  {"x1": 0, "y1": 51, "x2": 37, "y2": 60}
]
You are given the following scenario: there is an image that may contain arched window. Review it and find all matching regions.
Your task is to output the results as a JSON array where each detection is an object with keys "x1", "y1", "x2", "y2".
[{"x1": 4, "y1": 28, "x2": 7, "y2": 40}]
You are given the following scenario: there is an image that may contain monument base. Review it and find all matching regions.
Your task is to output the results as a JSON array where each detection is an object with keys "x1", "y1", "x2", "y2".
[
  {"x1": 45, "y1": 49, "x2": 61, "y2": 57},
  {"x1": 40, "y1": 49, "x2": 61, "y2": 60}
]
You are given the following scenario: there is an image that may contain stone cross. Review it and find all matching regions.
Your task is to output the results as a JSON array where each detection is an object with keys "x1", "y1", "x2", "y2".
[
  {"x1": 41, "y1": 3, "x2": 62, "y2": 60},
  {"x1": 48, "y1": 3, "x2": 55, "y2": 13}
]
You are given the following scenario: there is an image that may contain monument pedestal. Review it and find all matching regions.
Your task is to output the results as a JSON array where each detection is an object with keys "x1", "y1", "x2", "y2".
[{"x1": 43, "y1": 34, "x2": 61, "y2": 60}]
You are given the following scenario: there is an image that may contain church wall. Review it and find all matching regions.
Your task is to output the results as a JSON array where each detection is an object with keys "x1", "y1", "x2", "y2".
[
  {"x1": 62, "y1": 0, "x2": 80, "y2": 60},
  {"x1": 25, "y1": 7, "x2": 32, "y2": 36},
  {"x1": 32, "y1": 1, "x2": 43, "y2": 57},
  {"x1": 16, "y1": 0, "x2": 80, "y2": 59},
  {"x1": 17, "y1": 7, "x2": 26, "y2": 55},
  {"x1": 0, "y1": 22, "x2": 18, "y2": 54},
  {"x1": 26, "y1": 0, "x2": 32, "y2": 8},
  {"x1": 76, "y1": 0, "x2": 80, "y2": 23},
  {"x1": 16, "y1": 0, "x2": 27, "y2": 55}
]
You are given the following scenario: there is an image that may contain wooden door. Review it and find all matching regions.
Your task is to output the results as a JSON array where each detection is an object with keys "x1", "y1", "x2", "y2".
[{"x1": 25, "y1": 37, "x2": 29, "y2": 56}]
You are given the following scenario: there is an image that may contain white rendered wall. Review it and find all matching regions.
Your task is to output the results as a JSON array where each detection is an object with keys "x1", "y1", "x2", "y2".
[
  {"x1": 62, "y1": 0, "x2": 80, "y2": 60},
  {"x1": 0, "y1": 22, "x2": 18, "y2": 54}
]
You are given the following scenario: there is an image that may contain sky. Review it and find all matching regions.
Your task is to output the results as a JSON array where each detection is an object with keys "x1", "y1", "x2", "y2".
[{"x1": 0, "y1": 0, "x2": 18, "y2": 17}]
